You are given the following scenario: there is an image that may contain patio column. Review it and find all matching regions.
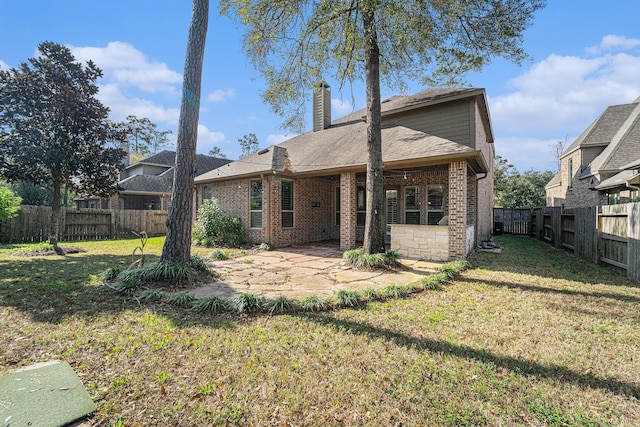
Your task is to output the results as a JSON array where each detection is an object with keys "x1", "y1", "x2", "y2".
[
  {"x1": 340, "y1": 172, "x2": 357, "y2": 250},
  {"x1": 448, "y1": 161, "x2": 468, "y2": 259}
]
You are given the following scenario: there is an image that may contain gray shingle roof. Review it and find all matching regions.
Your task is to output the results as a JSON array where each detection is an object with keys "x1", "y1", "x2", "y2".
[
  {"x1": 579, "y1": 101, "x2": 640, "y2": 177},
  {"x1": 196, "y1": 88, "x2": 489, "y2": 183},
  {"x1": 121, "y1": 151, "x2": 231, "y2": 193},
  {"x1": 594, "y1": 169, "x2": 640, "y2": 190},
  {"x1": 545, "y1": 171, "x2": 561, "y2": 189}
]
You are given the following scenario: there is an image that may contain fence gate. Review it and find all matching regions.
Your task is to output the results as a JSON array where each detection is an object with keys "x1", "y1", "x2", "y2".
[{"x1": 493, "y1": 208, "x2": 532, "y2": 235}]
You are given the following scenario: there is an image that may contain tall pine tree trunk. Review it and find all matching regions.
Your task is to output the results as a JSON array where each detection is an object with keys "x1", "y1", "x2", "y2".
[
  {"x1": 362, "y1": 3, "x2": 385, "y2": 255},
  {"x1": 161, "y1": 0, "x2": 209, "y2": 264}
]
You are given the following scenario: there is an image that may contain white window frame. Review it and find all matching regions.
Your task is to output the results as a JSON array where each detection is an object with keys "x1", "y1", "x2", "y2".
[
  {"x1": 249, "y1": 179, "x2": 262, "y2": 229},
  {"x1": 427, "y1": 185, "x2": 445, "y2": 225},
  {"x1": 404, "y1": 186, "x2": 420, "y2": 224},
  {"x1": 281, "y1": 179, "x2": 294, "y2": 228}
]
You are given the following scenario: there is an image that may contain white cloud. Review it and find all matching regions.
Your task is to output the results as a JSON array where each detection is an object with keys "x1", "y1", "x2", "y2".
[
  {"x1": 0, "y1": 60, "x2": 8, "y2": 70},
  {"x1": 491, "y1": 52, "x2": 640, "y2": 134},
  {"x1": 267, "y1": 133, "x2": 297, "y2": 145},
  {"x1": 331, "y1": 98, "x2": 353, "y2": 117},
  {"x1": 69, "y1": 41, "x2": 182, "y2": 93},
  {"x1": 97, "y1": 83, "x2": 180, "y2": 124},
  {"x1": 494, "y1": 136, "x2": 565, "y2": 173},
  {"x1": 207, "y1": 88, "x2": 236, "y2": 103},
  {"x1": 197, "y1": 124, "x2": 225, "y2": 145},
  {"x1": 586, "y1": 34, "x2": 640, "y2": 54}
]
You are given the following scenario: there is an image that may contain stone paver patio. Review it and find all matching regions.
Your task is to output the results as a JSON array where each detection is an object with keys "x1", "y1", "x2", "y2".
[{"x1": 190, "y1": 242, "x2": 441, "y2": 299}]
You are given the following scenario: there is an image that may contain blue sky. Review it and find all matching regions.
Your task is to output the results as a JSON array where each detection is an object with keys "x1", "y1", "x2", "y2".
[{"x1": 1, "y1": 1, "x2": 639, "y2": 172}]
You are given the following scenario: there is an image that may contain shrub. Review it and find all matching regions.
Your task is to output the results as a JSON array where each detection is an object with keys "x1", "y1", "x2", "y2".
[
  {"x1": 100, "y1": 265, "x2": 122, "y2": 281},
  {"x1": 361, "y1": 287, "x2": 379, "y2": 301},
  {"x1": 259, "y1": 242, "x2": 273, "y2": 251},
  {"x1": 0, "y1": 186, "x2": 21, "y2": 220},
  {"x1": 190, "y1": 255, "x2": 210, "y2": 273},
  {"x1": 193, "y1": 198, "x2": 245, "y2": 246},
  {"x1": 209, "y1": 249, "x2": 229, "y2": 260}
]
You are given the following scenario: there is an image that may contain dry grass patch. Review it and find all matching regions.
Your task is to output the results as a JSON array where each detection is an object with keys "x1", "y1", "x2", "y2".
[{"x1": 1, "y1": 236, "x2": 639, "y2": 426}]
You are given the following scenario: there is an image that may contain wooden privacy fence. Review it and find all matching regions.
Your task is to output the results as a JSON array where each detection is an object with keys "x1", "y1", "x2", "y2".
[
  {"x1": 493, "y1": 208, "x2": 532, "y2": 235},
  {"x1": 530, "y1": 203, "x2": 640, "y2": 283},
  {"x1": 0, "y1": 206, "x2": 167, "y2": 243}
]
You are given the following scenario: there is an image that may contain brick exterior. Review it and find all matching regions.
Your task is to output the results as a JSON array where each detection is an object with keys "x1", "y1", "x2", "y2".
[
  {"x1": 448, "y1": 161, "x2": 468, "y2": 259},
  {"x1": 340, "y1": 172, "x2": 357, "y2": 250},
  {"x1": 547, "y1": 150, "x2": 602, "y2": 208}
]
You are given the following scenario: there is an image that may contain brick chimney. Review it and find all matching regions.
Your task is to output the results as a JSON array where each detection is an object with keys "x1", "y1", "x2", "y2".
[{"x1": 313, "y1": 82, "x2": 331, "y2": 132}]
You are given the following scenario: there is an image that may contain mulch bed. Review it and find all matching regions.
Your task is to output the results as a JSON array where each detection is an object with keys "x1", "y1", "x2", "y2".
[{"x1": 11, "y1": 246, "x2": 87, "y2": 257}]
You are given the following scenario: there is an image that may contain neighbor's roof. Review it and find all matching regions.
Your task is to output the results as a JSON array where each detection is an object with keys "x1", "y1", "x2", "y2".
[
  {"x1": 545, "y1": 171, "x2": 562, "y2": 189},
  {"x1": 124, "y1": 150, "x2": 231, "y2": 176},
  {"x1": 594, "y1": 169, "x2": 640, "y2": 190},
  {"x1": 196, "y1": 88, "x2": 491, "y2": 183},
  {"x1": 563, "y1": 102, "x2": 639, "y2": 157},
  {"x1": 119, "y1": 169, "x2": 173, "y2": 194}
]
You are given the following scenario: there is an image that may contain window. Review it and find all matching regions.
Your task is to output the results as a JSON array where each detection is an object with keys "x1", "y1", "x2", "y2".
[
  {"x1": 281, "y1": 180, "x2": 294, "y2": 228},
  {"x1": 404, "y1": 186, "x2": 420, "y2": 224},
  {"x1": 632, "y1": 189, "x2": 639, "y2": 202},
  {"x1": 569, "y1": 159, "x2": 574, "y2": 189},
  {"x1": 427, "y1": 185, "x2": 445, "y2": 225},
  {"x1": 608, "y1": 190, "x2": 620, "y2": 205},
  {"x1": 250, "y1": 180, "x2": 262, "y2": 228},
  {"x1": 203, "y1": 185, "x2": 212, "y2": 201},
  {"x1": 335, "y1": 187, "x2": 341, "y2": 226},
  {"x1": 356, "y1": 186, "x2": 366, "y2": 226}
]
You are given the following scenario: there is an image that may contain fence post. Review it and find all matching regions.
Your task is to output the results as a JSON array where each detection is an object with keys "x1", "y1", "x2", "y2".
[{"x1": 628, "y1": 202, "x2": 640, "y2": 282}]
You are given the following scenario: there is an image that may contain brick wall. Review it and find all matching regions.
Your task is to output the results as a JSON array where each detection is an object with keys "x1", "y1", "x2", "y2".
[
  {"x1": 340, "y1": 172, "x2": 357, "y2": 250},
  {"x1": 448, "y1": 161, "x2": 468, "y2": 259}
]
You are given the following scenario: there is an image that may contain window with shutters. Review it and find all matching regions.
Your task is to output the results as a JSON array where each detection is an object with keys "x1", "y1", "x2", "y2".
[
  {"x1": 281, "y1": 180, "x2": 294, "y2": 228},
  {"x1": 249, "y1": 180, "x2": 262, "y2": 228},
  {"x1": 404, "y1": 186, "x2": 420, "y2": 224}
]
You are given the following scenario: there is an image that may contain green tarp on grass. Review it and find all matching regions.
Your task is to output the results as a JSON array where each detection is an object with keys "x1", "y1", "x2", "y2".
[{"x1": 0, "y1": 361, "x2": 96, "y2": 427}]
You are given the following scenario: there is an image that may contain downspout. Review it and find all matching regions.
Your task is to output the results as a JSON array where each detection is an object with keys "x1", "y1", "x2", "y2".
[{"x1": 476, "y1": 172, "x2": 489, "y2": 245}]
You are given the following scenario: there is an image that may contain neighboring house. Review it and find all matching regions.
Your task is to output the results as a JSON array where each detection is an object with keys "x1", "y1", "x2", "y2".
[
  {"x1": 76, "y1": 150, "x2": 231, "y2": 210},
  {"x1": 194, "y1": 86, "x2": 495, "y2": 261},
  {"x1": 546, "y1": 97, "x2": 640, "y2": 208}
]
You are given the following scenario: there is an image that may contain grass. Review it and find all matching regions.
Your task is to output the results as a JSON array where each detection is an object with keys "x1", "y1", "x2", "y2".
[{"x1": 1, "y1": 235, "x2": 639, "y2": 425}]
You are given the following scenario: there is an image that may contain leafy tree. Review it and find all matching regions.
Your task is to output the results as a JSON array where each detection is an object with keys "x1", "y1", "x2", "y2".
[
  {"x1": 162, "y1": 0, "x2": 209, "y2": 264},
  {"x1": 0, "y1": 186, "x2": 21, "y2": 220},
  {"x1": 208, "y1": 146, "x2": 228, "y2": 159},
  {"x1": 221, "y1": 0, "x2": 547, "y2": 254},
  {"x1": 238, "y1": 133, "x2": 259, "y2": 158},
  {"x1": 494, "y1": 156, "x2": 553, "y2": 208},
  {"x1": 118, "y1": 116, "x2": 172, "y2": 161},
  {"x1": 10, "y1": 181, "x2": 52, "y2": 206},
  {"x1": 0, "y1": 41, "x2": 125, "y2": 247}
]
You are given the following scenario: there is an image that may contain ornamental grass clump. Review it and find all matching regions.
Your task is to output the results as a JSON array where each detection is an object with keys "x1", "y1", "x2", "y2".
[
  {"x1": 335, "y1": 289, "x2": 361, "y2": 307},
  {"x1": 342, "y1": 248, "x2": 401, "y2": 270},
  {"x1": 137, "y1": 289, "x2": 166, "y2": 302},
  {"x1": 267, "y1": 295, "x2": 296, "y2": 314},
  {"x1": 167, "y1": 292, "x2": 195, "y2": 307},
  {"x1": 230, "y1": 292, "x2": 265, "y2": 314},
  {"x1": 194, "y1": 296, "x2": 228, "y2": 313},
  {"x1": 382, "y1": 284, "x2": 408, "y2": 299},
  {"x1": 301, "y1": 295, "x2": 329, "y2": 312}
]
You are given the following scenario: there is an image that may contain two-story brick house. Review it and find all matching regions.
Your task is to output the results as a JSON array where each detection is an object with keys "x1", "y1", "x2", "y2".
[
  {"x1": 194, "y1": 86, "x2": 495, "y2": 261},
  {"x1": 546, "y1": 97, "x2": 640, "y2": 208}
]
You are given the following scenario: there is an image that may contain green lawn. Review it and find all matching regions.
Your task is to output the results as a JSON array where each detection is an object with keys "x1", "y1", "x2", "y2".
[{"x1": 1, "y1": 236, "x2": 639, "y2": 426}]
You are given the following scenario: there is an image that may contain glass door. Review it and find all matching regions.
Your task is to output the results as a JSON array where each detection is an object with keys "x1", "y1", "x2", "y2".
[{"x1": 385, "y1": 189, "x2": 399, "y2": 238}]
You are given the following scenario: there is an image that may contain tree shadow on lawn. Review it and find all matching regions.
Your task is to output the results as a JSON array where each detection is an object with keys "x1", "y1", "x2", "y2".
[
  {"x1": 472, "y1": 235, "x2": 638, "y2": 288},
  {"x1": 456, "y1": 276, "x2": 640, "y2": 305},
  {"x1": 300, "y1": 312, "x2": 640, "y2": 401},
  {"x1": 0, "y1": 253, "x2": 236, "y2": 328}
]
